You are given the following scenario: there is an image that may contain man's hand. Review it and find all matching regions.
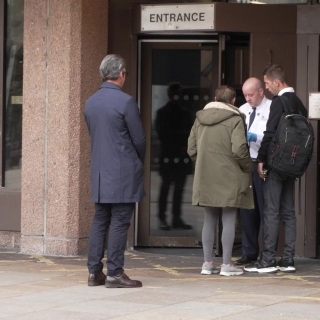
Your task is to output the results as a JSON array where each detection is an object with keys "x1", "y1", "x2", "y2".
[
  {"x1": 257, "y1": 162, "x2": 265, "y2": 180},
  {"x1": 247, "y1": 132, "x2": 257, "y2": 142}
]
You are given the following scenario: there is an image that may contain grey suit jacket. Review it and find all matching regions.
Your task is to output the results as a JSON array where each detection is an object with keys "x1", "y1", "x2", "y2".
[{"x1": 84, "y1": 82, "x2": 146, "y2": 203}]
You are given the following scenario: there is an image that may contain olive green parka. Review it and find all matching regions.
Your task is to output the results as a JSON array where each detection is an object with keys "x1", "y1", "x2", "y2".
[{"x1": 187, "y1": 101, "x2": 254, "y2": 209}]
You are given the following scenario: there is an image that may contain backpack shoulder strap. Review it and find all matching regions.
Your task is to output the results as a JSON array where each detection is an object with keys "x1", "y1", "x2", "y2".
[
  {"x1": 278, "y1": 95, "x2": 292, "y2": 114},
  {"x1": 279, "y1": 94, "x2": 302, "y2": 115}
]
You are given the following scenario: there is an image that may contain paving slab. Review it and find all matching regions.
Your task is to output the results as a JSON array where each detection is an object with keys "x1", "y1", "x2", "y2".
[{"x1": 0, "y1": 248, "x2": 320, "y2": 319}]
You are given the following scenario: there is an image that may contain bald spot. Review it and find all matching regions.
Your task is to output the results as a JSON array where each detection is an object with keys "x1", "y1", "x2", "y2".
[{"x1": 242, "y1": 77, "x2": 263, "y2": 91}]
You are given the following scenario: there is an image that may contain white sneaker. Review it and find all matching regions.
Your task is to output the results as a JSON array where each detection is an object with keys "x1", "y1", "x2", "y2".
[
  {"x1": 201, "y1": 262, "x2": 219, "y2": 275},
  {"x1": 220, "y1": 264, "x2": 243, "y2": 276}
]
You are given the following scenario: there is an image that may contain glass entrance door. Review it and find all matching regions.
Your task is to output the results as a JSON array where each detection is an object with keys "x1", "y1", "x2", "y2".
[{"x1": 138, "y1": 40, "x2": 220, "y2": 246}]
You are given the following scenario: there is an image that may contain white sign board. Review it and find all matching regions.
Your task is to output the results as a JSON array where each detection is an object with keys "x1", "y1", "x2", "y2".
[
  {"x1": 308, "y1": 92, "x2": 320, "y2": 119},
  {"x1": 11, "y1": 96, "x2": 23, "y2": 105},
  {"x1": 141, "y1": 4, "x2": 214, "y2": 32}
]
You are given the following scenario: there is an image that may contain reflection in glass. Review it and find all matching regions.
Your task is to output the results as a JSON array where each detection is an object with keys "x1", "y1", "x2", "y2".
[
  {"x1": 156, "y1": 83, "x2": 193, "y2": 231},
  {"x1": 150, "y1": 48, "x2": 216, "y2": 238},
  {"x1": 4, "y1": 0, "x2": 24, "y2": 190}
]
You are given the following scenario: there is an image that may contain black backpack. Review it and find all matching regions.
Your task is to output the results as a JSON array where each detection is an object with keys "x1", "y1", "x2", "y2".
[{"x1": 267, "y1": 96, "x2": 314, "y2": 178}]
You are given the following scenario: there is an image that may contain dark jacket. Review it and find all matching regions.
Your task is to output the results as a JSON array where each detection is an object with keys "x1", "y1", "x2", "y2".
[
  {"x1": 155, "y1": 101, "x2": 193, "y2": 176},
  {"x1": 257, "y1": 92, "x2": 307, "y2": 163},
  {"x1": 84, "y1": 82, "x2": 146, "y2": 203}
]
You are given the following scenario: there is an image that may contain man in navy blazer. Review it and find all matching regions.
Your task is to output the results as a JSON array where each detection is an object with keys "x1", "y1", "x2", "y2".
[{"x1": 84, "y1": 54, "x2": 146, "y2": 288}]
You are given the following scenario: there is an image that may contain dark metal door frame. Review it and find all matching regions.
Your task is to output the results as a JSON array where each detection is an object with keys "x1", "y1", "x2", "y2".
[
  {"x1": 0, "y1": 0, "x2": 4, "y2": 182},
  {"x1": 0, "y1": 0, "x2": 22, "y2": 232},
  {"x1": 137, "y1": 39, "x2": 220, "y2": 247}
]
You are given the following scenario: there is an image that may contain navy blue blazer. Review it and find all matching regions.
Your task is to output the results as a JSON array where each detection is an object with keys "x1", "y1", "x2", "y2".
[{"x1": 84, "y1": 82, "x2": 146, "y2": 203}]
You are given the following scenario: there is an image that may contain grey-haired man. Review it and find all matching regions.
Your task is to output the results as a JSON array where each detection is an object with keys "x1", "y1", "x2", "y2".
[{"x1": 84, "y1": 54, "x2": 146, "y2": 288}]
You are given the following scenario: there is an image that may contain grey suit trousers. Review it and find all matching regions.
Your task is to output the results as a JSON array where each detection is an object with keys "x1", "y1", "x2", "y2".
[{"x1": 87, "y1": 202, "x2": 135, "y2": 276}]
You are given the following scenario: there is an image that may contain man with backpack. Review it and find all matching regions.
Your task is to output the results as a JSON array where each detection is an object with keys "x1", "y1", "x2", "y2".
[{"x1": 244, "y1": 65, "x2": 308, "y2": 274}]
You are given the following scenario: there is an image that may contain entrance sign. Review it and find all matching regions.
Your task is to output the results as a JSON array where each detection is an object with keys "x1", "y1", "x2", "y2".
[
  {"x1": 141, "y1": 4, "x2": 214, "y2": 32},
  {"x1": 309, "y1": 92, "x2": 320, "y2": 119}
]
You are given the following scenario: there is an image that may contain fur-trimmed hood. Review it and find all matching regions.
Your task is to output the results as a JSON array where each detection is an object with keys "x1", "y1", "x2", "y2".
[{"x1": 196, "y1": 101, "x2": 245, "y2": 126}]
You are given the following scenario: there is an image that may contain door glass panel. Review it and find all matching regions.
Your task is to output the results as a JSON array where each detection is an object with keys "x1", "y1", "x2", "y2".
[
  {"x1": 4, "y1": 0, "x2": 24, "y2": 190},
  {"x1": 150, "y1": 48, "x2": 215, "y2": 239}
]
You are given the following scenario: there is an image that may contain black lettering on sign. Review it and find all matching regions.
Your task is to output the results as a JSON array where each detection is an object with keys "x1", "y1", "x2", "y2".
[
  {"x1": 170, "y1": 13, "x2": 176, "y2": 22},
  {"x1": 184, "y1": 13, "x2": 191, "y2": 21},
  {"x1": 149, "y1": 11, "x2": 206, "y2": 24},
  {"x1": 177, "y1": 13, "x2": 183, "y2": 22}
]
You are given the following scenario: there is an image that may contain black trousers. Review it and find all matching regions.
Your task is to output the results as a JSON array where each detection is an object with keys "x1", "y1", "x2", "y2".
[
  {"x1": 87, "y1": 202, "x2": 135, "y2": 276},
  {"x1": 240, "y1": 162, "x2": 264, "y2": 259},
  {"x1": 262, "y1": 170, "x2": 295, "y2": 262},
  {"x1": 158, "y1": 171, "x2": 187, "y2": 222}
]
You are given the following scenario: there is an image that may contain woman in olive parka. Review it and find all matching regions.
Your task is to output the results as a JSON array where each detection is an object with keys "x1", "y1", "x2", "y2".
[{"x1": 188, "y1": 85, "x2": 254, "y2": 277}]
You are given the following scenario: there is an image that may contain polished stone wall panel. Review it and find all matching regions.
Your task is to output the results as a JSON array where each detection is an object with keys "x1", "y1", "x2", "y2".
[
  {"x1": 45, "y1": 0, "x2": 75, "y2": 239},
  {"x1": 21, "y1": 0, "x2": 108, "y2": 255},
  {"x1": 78, "y1": 0, "x2": 108, "y2": 237},
  {"x1": 21, "y1": 0, "x2": 48, "y2": 241}
]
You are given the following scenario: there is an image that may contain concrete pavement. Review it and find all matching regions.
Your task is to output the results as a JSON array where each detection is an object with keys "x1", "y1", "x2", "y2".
[{"x1": 0, "y1": 248, "x2": 320, "y2": 319}]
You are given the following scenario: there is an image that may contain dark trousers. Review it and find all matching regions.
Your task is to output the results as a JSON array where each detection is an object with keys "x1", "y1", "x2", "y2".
[
  {"x1": 240, "y1": 162, "x2": 264, "y2": 259},
  {"x1": 87, "y1": 202, "x2": 135, "y2": 276},
  {"x1": 262, "y1": 170, "x2": 296, "y2": 262},
  {"x1": 158, "y1": 172, "x2": 187, "y2": 222}
]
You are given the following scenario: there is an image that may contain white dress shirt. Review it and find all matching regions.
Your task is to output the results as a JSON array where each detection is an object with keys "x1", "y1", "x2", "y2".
[
  {"x1": 278, "y1": 87, "x2": 295, "y2": 96},
  {"x1": 239, "y1": 96, "x2": 271, "y2": 159}
]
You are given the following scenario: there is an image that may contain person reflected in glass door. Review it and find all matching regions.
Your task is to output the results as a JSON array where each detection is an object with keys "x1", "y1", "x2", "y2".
[{"x1": 155, "y1": 83, "x2": 193, "y2": 230}]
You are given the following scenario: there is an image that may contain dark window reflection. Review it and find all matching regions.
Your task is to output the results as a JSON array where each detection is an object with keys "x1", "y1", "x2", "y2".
[
  {"x1": 4, "y1": 0, "x2": 24, "y2": 189},
  {"x1": 156, "y1": 83, "x2": 193, "y2": 231},
  {"x1": 150, "y1": 48, "x2": 216, "y2": 237}
]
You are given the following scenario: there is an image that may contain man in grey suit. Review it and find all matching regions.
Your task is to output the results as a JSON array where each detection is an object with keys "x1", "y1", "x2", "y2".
[{"x1": 84, "y1": 54, "x2": 146, "y2": 288}]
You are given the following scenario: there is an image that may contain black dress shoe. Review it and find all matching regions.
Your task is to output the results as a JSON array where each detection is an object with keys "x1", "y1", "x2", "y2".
[
  {"x1": 159, "y1": 219, "x2": 171, "y2": 230},
  {"x1": 105, "y1": 273, "x2": 142, "y2": 288},
  {"x1": 172, "y1": 218, "x2": 192, "y2": 230},
  {"x1": 88, "y1": 271, "x2": 106, "y2": 286},
  {"x1": 234, "y1": 255, "x2": 256, "y2": 265}
]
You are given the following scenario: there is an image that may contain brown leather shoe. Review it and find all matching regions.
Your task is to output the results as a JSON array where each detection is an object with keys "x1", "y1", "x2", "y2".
[
  {"x1": 105, "y1": 273, "x2": 142, "y2": 288},
  {"x1": 88, "y1": 271, "x2": 106, "y2": 286}
]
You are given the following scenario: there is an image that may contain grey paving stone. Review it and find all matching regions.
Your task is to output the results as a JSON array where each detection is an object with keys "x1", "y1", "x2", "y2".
[
  {"x1": 0, "y1": 271, "x2": 60, "y2": 286},
  {"x1": 57, "y1": 284, "x2": 145, "y2": 297},
  {"x1": 107, "y1": 290, "x2": 198, "y2": 305},
  {"x1": 219, "y1": 301, "x2": 320, "y2": 320},
  {"x1": 240, "y1": 283, "x2": 320, "y2": 297},
  {"x1": 0, "y1": 290, "x2": 104, "y2": 315},
  {"x1": 0, "y1": 310, "x2": 108, "y2": 320},
  {"x1": 1, "y1": 249, "x2": 320, "y2": 320},
  {"x1": 121, "y1": 301, "x2": 253, "y2": 320},
  {"x1": 196, "y1": 291, "x2": 290, "y2": 307},
  {"x1": 57, "y1": 299, "x2": 160, "y2": 318}
]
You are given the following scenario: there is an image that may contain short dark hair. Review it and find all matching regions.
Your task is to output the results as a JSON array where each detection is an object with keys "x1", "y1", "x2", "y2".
[
  {"x1": 167, "y1": 82, "x2": 182, "y2": 98},
  {"x1": 215, "y1": 85, "x2": 236, "y2": 104},
  {"x1": 263, "y1": 64, "x2": 286, "y2": 83}
]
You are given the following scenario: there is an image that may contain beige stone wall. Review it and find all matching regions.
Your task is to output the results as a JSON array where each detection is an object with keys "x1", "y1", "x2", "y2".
[{"x1": 21, "y1": 0, "x2": 108, "y2": 255}]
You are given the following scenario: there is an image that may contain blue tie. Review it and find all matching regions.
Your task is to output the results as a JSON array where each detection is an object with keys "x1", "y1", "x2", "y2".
[{"x1": 248, "y1": 108, "x2": 256, "y2": 130}]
